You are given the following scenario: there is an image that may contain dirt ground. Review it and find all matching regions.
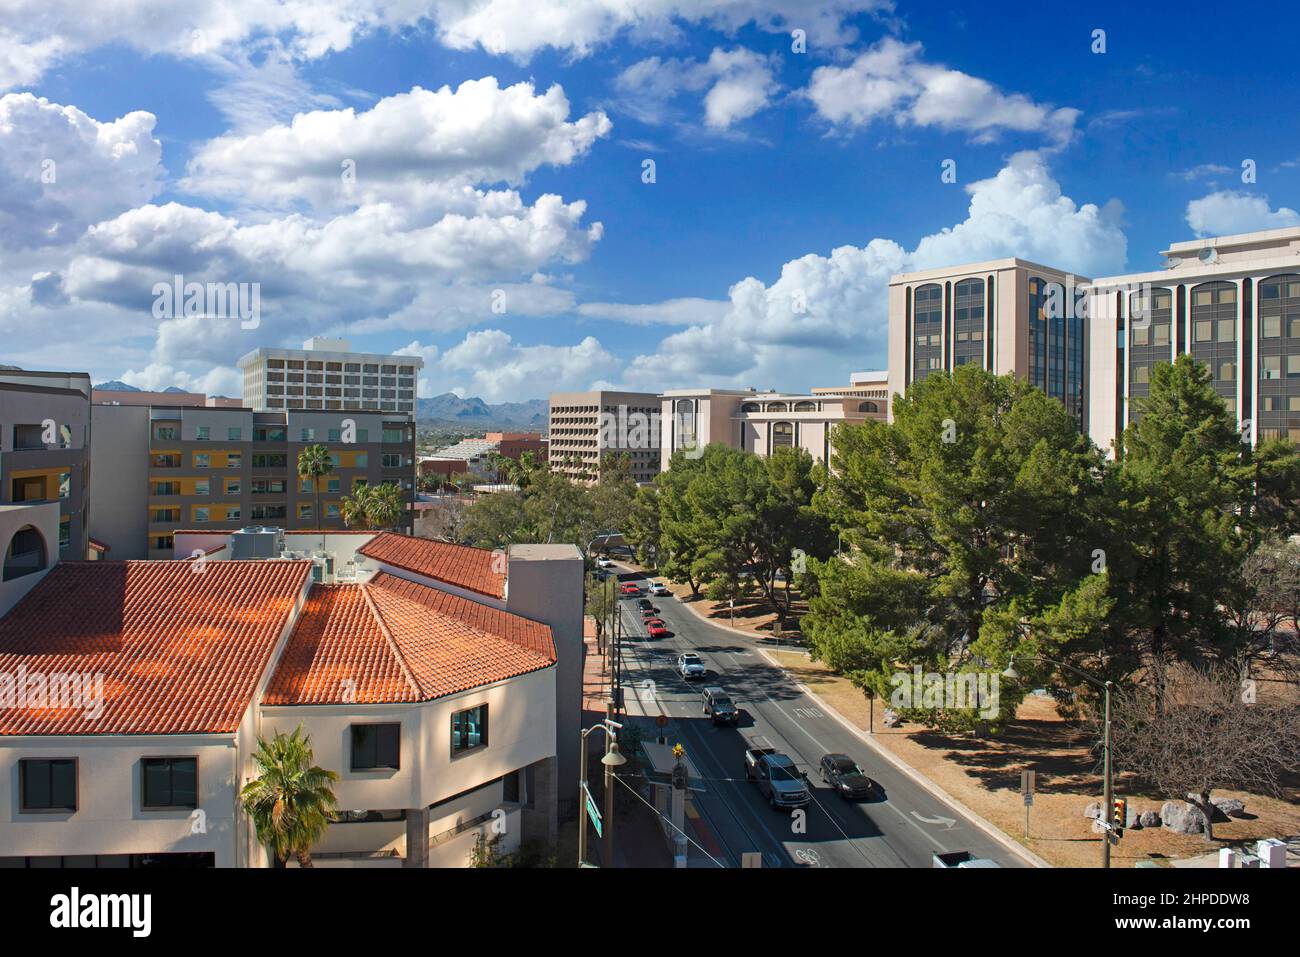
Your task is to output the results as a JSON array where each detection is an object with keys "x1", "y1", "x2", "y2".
[{"x1": 768, "y1": 650, "x2": 1300, "y2": 868}]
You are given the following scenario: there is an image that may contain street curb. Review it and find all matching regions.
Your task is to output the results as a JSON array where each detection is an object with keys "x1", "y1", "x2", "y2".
[
  {"x1": 642, "y1": 572, "x2": 1051, "y2": 868},
  {"x1": 752, "y1": 646, "x2": 1052, "y2": 869}
]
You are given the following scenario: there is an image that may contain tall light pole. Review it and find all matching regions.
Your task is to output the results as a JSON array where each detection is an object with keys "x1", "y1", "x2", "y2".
[
  {"x1": 577, "y1": 716, "x2": 625, "y2": 867},
  {"x1": 1003, "y1": 655, "x2": 1116, "y2": 868}
]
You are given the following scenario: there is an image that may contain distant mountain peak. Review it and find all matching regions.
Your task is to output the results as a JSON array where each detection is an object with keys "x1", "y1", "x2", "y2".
[
  {"x1": 417, "y1": 392, "x2": 546, "y2": 429},
  {"x1": 93, "y1": 380, "x2": 142, "y2": 392}
]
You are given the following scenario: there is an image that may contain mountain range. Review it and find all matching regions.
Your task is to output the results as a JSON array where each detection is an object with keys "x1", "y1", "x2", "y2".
[{"x1": 92, "y1": 381, "x2": 548, "y2": 429}]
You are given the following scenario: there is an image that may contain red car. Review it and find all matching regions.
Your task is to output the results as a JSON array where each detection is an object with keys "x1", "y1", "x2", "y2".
[
  {"x1": 647, "y1": 622, "x2": 668, "y2": 639},
  {"x1": 619, "y1": 583, "x2": 640, "y2": 596},
  {"x1": 644, "y1": 617, "x2": 665, "y2": 629}
]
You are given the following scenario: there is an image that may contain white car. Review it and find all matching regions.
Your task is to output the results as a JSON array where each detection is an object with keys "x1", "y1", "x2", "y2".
[
  {"x1": 650, "y1": 582, "x2": 670, "y2": 596},
  {"x1": 596, "y1": 557, "x2": 614, "y2": 569},
  {"x1": 677, "y1": 653, "x2": 707, "y2": 680}
]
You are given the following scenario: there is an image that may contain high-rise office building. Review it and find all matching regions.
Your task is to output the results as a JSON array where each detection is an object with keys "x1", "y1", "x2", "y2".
[
  {"x1": 547, "y1": 390, "x2": 661, "y2": 483},
  {"x1": 888, "y1": 259, "x2": 1091, "y2": 431},
  {"x1": 238, "y1": 337, "x2": 423, "y2": 414},
  {"x1": 1088, "y1": 226, "x2": 1300, "y2": 452}
]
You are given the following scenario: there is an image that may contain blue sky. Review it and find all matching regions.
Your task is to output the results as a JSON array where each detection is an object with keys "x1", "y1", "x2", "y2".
[{"x1": 3, "y1": 1, "x2": 1299, "y2": 401}]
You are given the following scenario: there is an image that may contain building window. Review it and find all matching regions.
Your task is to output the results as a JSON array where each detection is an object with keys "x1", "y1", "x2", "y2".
[
  {"x1": 451, "y1": 705, "x2": 488, "y2": 755},
  {"x1": 195, "y1": 426, "x2": 210, "y2": 441},
  {"x1": 383, "y1": 428, "x2": 403, "y2": 443},
  {"x1": 1262, "y1": 356, "x2": 1282, "y2": 379},
  {"x1": 227, "y1": 428, "x2": 241, "y2": 441},
  {"x1": 3, "y1": 525, "x2": 46, "y2": 581},
  {"x1": 300, "y1": 428, "x2": 315, "y2": 442},
  {"x1": 193, "y1": 453, "x2": 209, "y2": 468},
  {"x1": 382, "y1": 453, "x2": 401, "y2": 468},
  {"x1": 351, "y1": 724, "x2": 400, "y2": 770},
  {"x1": 20, "y1": 758, "x2": 77, "y2": 811},
  {"x1": 772, "y1": 421, "x2": 794, "y2": 448},
  {"x1": 227, "y1": 453, "x2": 241, "y2": 469},
  {"x1": 195, "y1": 479, "x2": 209, "y2": 495},
  {"x1": 58, "y1": 472, "x2": 70, "y2": 499},
  {"x1": 226, "y1": 479, "x2": 241, "y2": 494},
  {"x1": 193, "y1": 507, "x2": 209, "y2": 523},
  {"x1": 141, "y1": 758, "x2": 197, "y2": 810}
]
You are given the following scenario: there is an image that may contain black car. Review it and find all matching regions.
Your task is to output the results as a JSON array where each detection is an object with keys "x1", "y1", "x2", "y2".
[
  {"x1": 636, "y1": 598, "x2": 654, "y2": 612},
  {"x1": 819, "y1": 753, "x2": 875, "y2": 800},
  {"x1": 702, "y1": 686, "x2": 739, "y2": 725}
]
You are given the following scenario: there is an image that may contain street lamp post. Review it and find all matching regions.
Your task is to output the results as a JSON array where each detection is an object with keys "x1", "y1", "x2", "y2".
[
  {"x1": 1003, "y1": 655, "x2": 1116, "y2": 868},
  {"x1": 577, "y1": 715, "x2": 626, "y2": 868}
]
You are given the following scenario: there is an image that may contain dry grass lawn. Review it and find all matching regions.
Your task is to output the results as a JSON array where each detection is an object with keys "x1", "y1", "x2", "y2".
[{"x1": 768, "y1": 650, "x2": 1300, "y2": 868}]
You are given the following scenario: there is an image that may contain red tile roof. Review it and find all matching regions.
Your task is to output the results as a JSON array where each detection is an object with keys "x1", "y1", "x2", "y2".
[
  {"x1": 0, "y1": 560, "x2": 311, "y2": 736},
  {"x1": 356, "y1": 532, "x2": 506, "y2": 599},
  {"x1": 264, "y1": 572, "x2": 555, "y2": 705}
]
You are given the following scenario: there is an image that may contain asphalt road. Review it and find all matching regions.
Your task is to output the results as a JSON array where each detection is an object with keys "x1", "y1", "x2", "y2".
[{"x1": 607, "y1": 567, "x2": 1027, "y2": 869}]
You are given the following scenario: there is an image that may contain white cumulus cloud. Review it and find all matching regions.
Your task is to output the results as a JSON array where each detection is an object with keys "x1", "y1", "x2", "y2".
[{"x1": 1185, "y1": 191, "x2": 1300, "y2": 237}]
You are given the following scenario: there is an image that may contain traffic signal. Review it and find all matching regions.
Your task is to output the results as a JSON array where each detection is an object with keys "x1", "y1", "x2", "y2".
[{"x1": 1111, "y1": 798, "x2": 1127, "y2": 836}]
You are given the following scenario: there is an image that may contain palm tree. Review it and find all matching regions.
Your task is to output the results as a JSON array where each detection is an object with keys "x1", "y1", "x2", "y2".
[
  {"x1": 296, "y1": 444, "x2": 334, "y2": 547},
  {"x1": 240, "y1": 725, "x2": 338, "y2": 868},
  {"x1": 365, "y1": 482, "x2": 404, "y2": 529},
  {"x1": 340, "y1": 481, "x2": 404, "y2": 531},
  {"x1": 340, "y1": 482, "x2": 373, "y2": 529}
]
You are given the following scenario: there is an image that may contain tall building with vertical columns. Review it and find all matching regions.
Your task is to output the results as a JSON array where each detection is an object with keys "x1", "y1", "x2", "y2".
[
  {"x1": 1087, "y1": 226, "x2": 1300, "y2": 452},
  {"x1": 888, "y1": 259, "x2": 1092, "y2": 431}
]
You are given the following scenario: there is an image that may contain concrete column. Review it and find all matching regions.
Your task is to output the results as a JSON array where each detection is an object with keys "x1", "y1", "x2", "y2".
[
  {"x1": 404, "y1": 807, "x2": 428, "y2": 868},
  {"x1": 520, "y1": 755, "x2": 558, "y2": 846}
]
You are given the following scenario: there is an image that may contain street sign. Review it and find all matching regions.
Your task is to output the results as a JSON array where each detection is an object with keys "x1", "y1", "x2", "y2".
[
  {"x1": 1020, "y1": 770, "x2": 1036, "y2": 796},
  {"x1": 1023, "y1": 792, "x2": 1033, "y2": 806},
  {"x1": 583, "y1": 784, "x2": 602, "y2": 838}
]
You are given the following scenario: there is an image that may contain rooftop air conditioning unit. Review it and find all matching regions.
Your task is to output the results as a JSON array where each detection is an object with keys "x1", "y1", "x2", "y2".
[{"x1": 231, "y1": 526, "x2": 284, "y2": 560}]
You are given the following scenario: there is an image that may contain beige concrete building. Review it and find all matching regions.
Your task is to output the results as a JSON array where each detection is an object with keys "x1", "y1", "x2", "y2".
[
  {"x1": 887, "y1": 259, "x2": 1091, "y2": 431},
  {"x1": 238, "y1": 337, "x2": 422, "y2": 415},
  {"x1": 659, "y1": 388, "x2": 872, "y2": 470},
  {"x1": 547, "y1": 390, "x2": 660, "y2": 483},
  {"x1": 811, "y1": 370, "x2": 890, "y2": 420},
  {"x1": 1088, "y1": 226, "x2": 1300, "y2": 453}
]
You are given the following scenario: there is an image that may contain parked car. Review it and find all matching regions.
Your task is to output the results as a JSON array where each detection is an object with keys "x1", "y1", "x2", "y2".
[
  {"x1": 818, "y1": 753, "x2": 875, "y2": 800},
  {"x1": 702, "y1": 686, "x2": 739, "y2": 725},
  {"x1": 744, "y1": 747, "x2": 810, "y2": 810},
  {"x1": 933, "y1": 851, "x2": 1000, "y2": 868},
  {"x1": 650, "y1": 582, "x2": 670, "y2": 597},
  {"x1": 619, "y1": 583, "x2": 640, "y2": 596},
  {"x1": 596, "y1": 557, "x2": 614, "y2": 569},
  {"x1": 677, "y1": 652, "x2": 707, "y2": 680},
  {"x1": 647, "y1": 622, "x2": 668, "y2": 639}
]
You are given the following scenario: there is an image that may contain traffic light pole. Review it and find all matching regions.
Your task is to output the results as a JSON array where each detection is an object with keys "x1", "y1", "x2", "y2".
[{"x1": 1102, "y1": 681, "x2": 1113, "y2": 869}]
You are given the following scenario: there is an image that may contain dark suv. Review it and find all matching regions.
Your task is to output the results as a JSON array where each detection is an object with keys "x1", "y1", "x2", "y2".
[{"x1": 702, "y1": 686, "x2": 739, "y2": 725}]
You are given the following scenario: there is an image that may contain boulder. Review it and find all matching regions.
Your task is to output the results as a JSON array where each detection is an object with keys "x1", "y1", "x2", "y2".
[
  {"x1": 1084, "y1": 801, "x2": 1102, "y2": 819},
  {"x1": 1212, "y1": 797, "x2": 1247, "y2": 819},
  {"x1": 1160, "y1": 801, "x2": 1206, "y2": 834},
  {"x1": 1139, "y1": 810, "x2": 1161, "y2": 828}
]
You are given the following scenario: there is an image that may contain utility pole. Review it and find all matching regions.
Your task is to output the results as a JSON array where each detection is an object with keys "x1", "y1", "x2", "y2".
[
  {"x1": 1102, "y1": 681, "x2": 1113, "y2": 869},
  {"x1": 603, "y1": 700, "x2": 617, "y2": 866}
]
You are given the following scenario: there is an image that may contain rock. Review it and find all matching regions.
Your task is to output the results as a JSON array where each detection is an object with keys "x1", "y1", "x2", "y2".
[
  {"x1": 1084, "y1": 801, "x2": 1102, "y2": 819},
  {"x1": 1139, "y1": 810, "x2": 1160, "y2": 828},
  {"x1": 1212, "y1": 797, "x2": 1246, "y2": 819},
  {"x1": 1160, "y1": 801, "x2": 1206, "y2": 834}
]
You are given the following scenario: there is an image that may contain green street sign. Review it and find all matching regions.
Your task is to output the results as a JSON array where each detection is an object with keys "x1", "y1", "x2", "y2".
[{"x1": 584, "y1": 786, "x2": 602, "y2": 838}]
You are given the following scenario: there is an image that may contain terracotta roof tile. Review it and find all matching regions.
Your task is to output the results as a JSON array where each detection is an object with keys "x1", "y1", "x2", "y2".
[
  {"x1": 357, "y1": 532, "x2": 505, "y2": 598},
  {"x1": 0, "y1": 560, "x2": 311, "y2": 736},
  {"x1": 264, "y1": 572, "x2": 554, "y2": 705},
  {"x1": 262, "y1": 585, "x2": 417, "y2": 705}
]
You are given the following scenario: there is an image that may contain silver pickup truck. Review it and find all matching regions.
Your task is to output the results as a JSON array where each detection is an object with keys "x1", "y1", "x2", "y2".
[{"x1": 744, "y1": 747, "x2": 811, "y2": 810}]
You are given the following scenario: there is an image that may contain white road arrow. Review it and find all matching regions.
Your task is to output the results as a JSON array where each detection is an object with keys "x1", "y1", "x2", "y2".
[{"x1": 911, "y1": 811, "x2": 957, "y2": 829}]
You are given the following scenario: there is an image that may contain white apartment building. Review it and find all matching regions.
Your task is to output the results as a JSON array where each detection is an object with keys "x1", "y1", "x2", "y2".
[
  {"x1": 238, "y1": 337, "x2": 422, "y2": 415},
  {"x1": 0, "y1": 530, "x2": 582, "y2": 868}
]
